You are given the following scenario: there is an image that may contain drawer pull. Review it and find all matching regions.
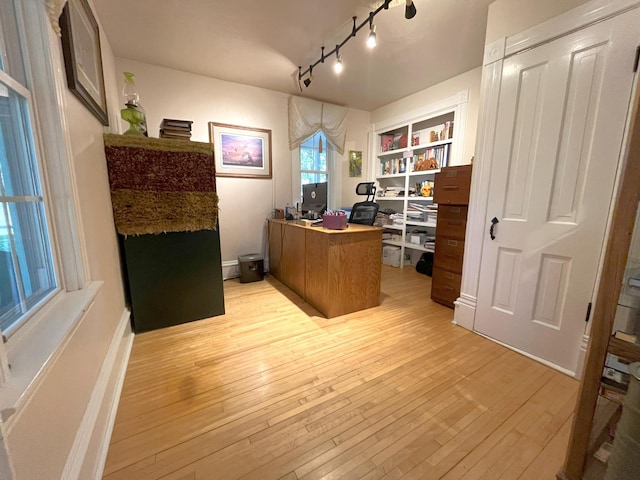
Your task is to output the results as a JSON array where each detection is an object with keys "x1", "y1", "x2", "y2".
[
  {"x1": 443, "y1": 186, "x2": 460, "y2": 191},
  {"x1": 442, "y1": 286, "x2": 454, "y2": 291},
  {"x1": 490, "y1": 217, "x2": 499, "y2": 240},
  {"x1": 444, "y1": 272, "x2": 455, "y2": 279},
  {"x1": 447, "y1": 240, "x2": 459, "y2": 247},
  {"x1": 444, "y1": 253, "x2": 458, "y2": 258}
]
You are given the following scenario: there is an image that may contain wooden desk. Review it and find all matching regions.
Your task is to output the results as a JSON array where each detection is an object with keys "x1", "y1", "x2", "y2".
[{"x1": 268, "y1": 219, "x2": 382, "y2": 317}]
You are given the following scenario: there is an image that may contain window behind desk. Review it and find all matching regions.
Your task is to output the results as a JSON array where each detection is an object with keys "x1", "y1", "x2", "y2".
[{"x1": 299, "y1": 131, "x2": 328, "y2": 201}]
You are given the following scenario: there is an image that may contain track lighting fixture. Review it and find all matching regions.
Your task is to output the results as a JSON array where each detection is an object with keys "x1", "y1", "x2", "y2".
[
  {"x1": 334, "y1": 45, "x2": 343, "y2": 74},
  {"x1": 367, "y1": 13, "x2": 377, "y2": 48},
  {"x1": 297, "y1": 0, "x2": 416, "y2": 86}
]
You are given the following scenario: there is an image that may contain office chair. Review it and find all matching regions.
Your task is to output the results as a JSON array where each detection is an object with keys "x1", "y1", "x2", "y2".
[{"x1": 349, "y1": 182, "x2": 379, "y2": 226}]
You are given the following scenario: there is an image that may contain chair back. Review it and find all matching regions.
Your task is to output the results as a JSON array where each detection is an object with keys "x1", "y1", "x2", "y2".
[
  {"x1": 355, "y1": 182, "x2": 376, "y2": 202},
  {"x1": 349, "y1": 201, "x2": 379, "y2": 226}
]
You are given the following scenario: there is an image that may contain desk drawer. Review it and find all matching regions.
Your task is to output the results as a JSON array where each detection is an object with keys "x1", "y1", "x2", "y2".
[
  {"x1": 434, "y1": 237, "x2": 465, "y2": 273},
  {"x1": 433, "y1": 165, "x2": 472, "y2": 205},
  {"x1": 431, "y1": 267, "x2": 461, "y2": 306}
]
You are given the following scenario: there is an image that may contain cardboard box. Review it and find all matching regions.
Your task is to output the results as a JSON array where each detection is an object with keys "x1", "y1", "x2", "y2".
[{"x1": 410, "y1": 233, "x2": 428, "y2": 245}]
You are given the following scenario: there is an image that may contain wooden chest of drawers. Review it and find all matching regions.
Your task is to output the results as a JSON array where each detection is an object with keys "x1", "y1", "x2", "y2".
[{"x1": 432, "y1": 165, "x2": 472, "y2": 307}]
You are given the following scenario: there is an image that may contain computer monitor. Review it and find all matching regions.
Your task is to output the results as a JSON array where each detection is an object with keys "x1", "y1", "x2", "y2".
[{"x1": 301, "y1": 182, "x2": 327, "y2": 215}]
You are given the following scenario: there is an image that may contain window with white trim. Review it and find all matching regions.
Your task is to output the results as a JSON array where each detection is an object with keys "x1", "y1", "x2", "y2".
[
  {"x1": 0, "y1": 0, "x2": 58, "y2": 336},
  {"x1": 300, "y1": 131, "x2": 327, "y2": 191},
  {"x1": 0, "y1": 80, "x2": 58, "y2": 335}
]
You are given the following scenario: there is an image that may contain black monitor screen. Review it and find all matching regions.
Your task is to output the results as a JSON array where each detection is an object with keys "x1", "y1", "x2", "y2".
[{"x1": 301, "y1": 182, "x2": 327, "y2": 214}]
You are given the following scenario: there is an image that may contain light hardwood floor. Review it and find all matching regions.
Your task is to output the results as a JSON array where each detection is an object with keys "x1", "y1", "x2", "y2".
[{"x1": 103, "y1": 266, "x2": 578, "y2": 480}]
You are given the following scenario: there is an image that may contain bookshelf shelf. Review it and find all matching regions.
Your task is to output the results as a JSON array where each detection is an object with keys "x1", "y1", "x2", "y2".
[{"x1": 608, "y1": 335, "x2": 640, "y2": 363}]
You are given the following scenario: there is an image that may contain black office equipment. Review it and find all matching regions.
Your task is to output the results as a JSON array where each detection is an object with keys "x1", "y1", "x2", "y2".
[
  {"x1": 301, "y1": 182, "x2": 327, "y2": 215},
  {"x1": 349, "y1": 182, "x2": 379, "y2": 226}
]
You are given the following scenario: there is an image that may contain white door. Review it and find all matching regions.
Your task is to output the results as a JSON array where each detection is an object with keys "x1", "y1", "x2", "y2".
[{"x1": 474, "y1": 10, "x2": 639, "y2": 373}]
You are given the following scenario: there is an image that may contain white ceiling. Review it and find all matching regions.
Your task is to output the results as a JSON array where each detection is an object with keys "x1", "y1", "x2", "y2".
[{"x1": 92, "y1": 0, "x2": 493, "y2": 112}]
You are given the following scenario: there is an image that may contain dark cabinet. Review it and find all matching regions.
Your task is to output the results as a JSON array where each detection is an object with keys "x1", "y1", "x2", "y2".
[{"x1": 104, "y1": 134, "x2": 225, "y2": 332}]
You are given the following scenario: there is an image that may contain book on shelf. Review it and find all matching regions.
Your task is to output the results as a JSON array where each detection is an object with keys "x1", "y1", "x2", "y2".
[
  {"x1": 160, "y1": 125, "x2": 191, "y2": 133},
  {"x1": 160, "y1": 131, "x2": 192, "y2": 140},
  {"x1": 614, "y1": 330, "x2": 638, "y2": 343},
  {"x1": 160, "y1": 118, "x2": 193, "y2": 129},
  {"x1": 160, "y1": 127, "x2": 191, "y2": 134}
]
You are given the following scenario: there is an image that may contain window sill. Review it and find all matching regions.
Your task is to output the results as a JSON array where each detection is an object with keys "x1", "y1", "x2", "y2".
[{"x1": 1, "y1": 281, "x2": 103, "y2": 429}]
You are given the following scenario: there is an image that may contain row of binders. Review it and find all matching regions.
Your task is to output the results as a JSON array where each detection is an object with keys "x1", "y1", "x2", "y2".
[{"x1": 159, "y1": 118, "x2": 193, "y2": 140}]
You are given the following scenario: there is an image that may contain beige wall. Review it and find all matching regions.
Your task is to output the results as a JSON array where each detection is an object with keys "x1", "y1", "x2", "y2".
[
  {"x1": 115, "y1": 58, "x2": 371, "y2": 262},
  {"x1": 485, "y1": 0, "x2": 590, "y2": 44},
  {"x1": 341, "y1": 109, "x2": 372, "y2": 209},
  {"x1": 6, "y1": 11, "x2": 127, "y2": 479},
  {"x1": 371, "y1": 67, "x2": 483, "y2": 168}
]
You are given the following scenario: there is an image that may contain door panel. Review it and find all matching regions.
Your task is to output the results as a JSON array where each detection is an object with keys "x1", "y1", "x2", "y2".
[{"x1": 475, "y1": 10, "x2": 639, "y2": 373}]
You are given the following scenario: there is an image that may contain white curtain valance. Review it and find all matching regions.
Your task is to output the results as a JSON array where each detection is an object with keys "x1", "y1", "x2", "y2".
[
  {"x1": 288, "y1": 96, "x2": 348, "y2": 155},
  {"x1": 46, "y1": 0, "x2": 68, "y2": 36}
]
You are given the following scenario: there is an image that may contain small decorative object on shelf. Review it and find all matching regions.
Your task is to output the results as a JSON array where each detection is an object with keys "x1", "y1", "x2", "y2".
[{"x1": 120, "y1": 71, "x2": 148, "y2": 137}]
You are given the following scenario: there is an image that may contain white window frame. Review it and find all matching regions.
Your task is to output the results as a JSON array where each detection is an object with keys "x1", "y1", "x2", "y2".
[{"x1": 0, "y1": 0, "x2": 101, "y2": 428}]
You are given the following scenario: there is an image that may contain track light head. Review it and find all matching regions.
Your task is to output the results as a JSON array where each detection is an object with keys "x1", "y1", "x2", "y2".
[
  {"x1": 367, "y1": 29, "x2": 377, "y2": 48},
  {"x1": 334, "y1": 56, "x2": 343, "y2": 74},
  {"x1": 304, "y1": 66, "x2": 313, "y2": 87},
  {"x1": 334, "y1": 45, "x2": 343, "y2": 74},
  {"x1": 367, "y1": 12, "x2": 377, "y2": 48},
  {"x1": 405, "y1": 0, "x2": 417, "y2": 19}
]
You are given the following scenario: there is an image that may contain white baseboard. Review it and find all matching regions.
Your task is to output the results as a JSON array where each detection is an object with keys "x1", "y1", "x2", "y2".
[
  {"x1": 453, "y1": 294, "x2": 476, "y2": 330},
  {"x1": 473, "y1": 330, "x2": 576, "y2": 378},
  {"x1": 61, "y1": 309, "x2": 133, "y2": 480},
  {"x1": 222, "y1": 260, "x2": 240, "y2": 280}
]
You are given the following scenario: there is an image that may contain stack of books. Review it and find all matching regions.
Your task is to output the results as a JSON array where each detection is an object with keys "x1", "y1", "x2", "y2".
[{"x1": 159, "y1": 118, "x2": 193, "y2": 140}]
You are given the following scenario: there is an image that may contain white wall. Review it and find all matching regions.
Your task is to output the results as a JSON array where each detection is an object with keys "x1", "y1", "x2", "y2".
[
  {"x1": 485, "y1": 0, "x2": 590, "y2": 43},
  {"x1": 6, "y1": 7, "x2": 128, "y2": 478},
  {"x1": 115, "y1": 58, "x2": 371, "y2": 263},
  {"x1": 371, "y1": 67, "x2": 482, "y2": 168},
  {"x1": 341, "y1": 109, "x2": 372, "y2": 209}
]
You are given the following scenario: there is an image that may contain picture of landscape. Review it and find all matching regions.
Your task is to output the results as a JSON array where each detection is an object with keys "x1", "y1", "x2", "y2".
[{"x1": 220, "y1": 133, "x2": 264, "y2": 168}]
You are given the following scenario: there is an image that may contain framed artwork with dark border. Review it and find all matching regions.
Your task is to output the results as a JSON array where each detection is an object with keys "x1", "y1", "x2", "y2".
[
  {"x1": 59, "y1": 0, "x2": 109, "y2": 126},
  {"x1": 208, "y1": 122, "x2": 272, "y2": 179}
]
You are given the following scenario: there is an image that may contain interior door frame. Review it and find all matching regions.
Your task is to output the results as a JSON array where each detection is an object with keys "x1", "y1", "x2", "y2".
[{"x1": 454, "y1": 0, "x2": 640, "y2": 376}]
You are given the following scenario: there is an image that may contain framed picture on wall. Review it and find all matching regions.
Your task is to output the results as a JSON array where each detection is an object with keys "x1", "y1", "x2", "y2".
[
  {"x1": 349, "y1": 150, "x2": 362, "y2": 177},
  {"x1": 59, "y1": 0, "x2": 109, "y2": 126},
  {"x1": 208, "y1": 122, "x2": 272, "y2": 178}
]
